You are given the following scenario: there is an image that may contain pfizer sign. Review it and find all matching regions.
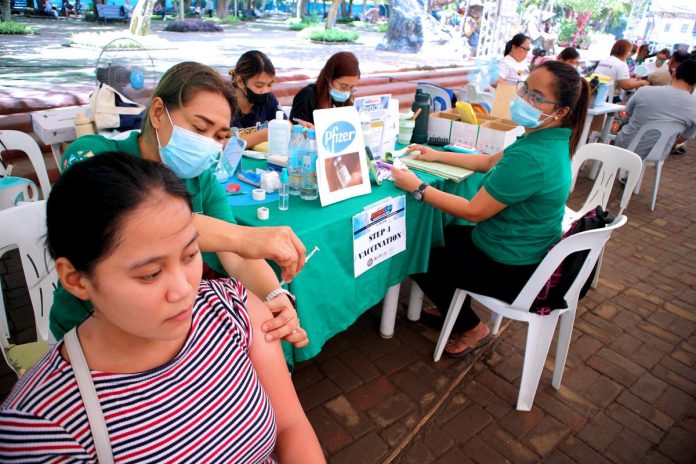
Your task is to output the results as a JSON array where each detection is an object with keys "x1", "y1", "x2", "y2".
[{"x1": 322, "y1": 121, "x2": 356, "y2": 153}]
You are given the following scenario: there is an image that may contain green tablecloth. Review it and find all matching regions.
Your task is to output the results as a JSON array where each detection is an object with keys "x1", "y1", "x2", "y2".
[{"x1": 233, "y1": 156, "x2": 482, "y2": 367}]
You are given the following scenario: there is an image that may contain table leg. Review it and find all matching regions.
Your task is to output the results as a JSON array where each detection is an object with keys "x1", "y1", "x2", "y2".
[
  {"x1": 576, "y1": 113, "x2": 593, "y2": 154},
  {"x1": 588, "y1": 112, "x2": 619, "y2": 180},
  {"x1": 407, "y1": 280, "x2": 423, "y2": 321},
  {"x1": 50, "y1": 143, "x2": 63, "y2": 172},
  {"x1": 379, "y1": 283, "x2": 401, "y2": 339}
]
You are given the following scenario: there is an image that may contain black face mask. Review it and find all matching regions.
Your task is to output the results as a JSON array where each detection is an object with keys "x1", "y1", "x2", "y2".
[{"x1": 244, "y1": 84, "x2": 269, "y2": 106}]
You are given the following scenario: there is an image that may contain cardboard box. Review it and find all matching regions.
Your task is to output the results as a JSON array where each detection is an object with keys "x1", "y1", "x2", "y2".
[
  {"x1": 426, "y1": 110, "x2": 522, "y2": 152},
  {"x1": 427, "y1": 109, "x2": 479, "y2": 146},
  {"x1": 31, "y1": 106, "x2": 89, "y2": 145},
  {"x1": 477, "y1": 122, "x2": 521, "y2": 154}
]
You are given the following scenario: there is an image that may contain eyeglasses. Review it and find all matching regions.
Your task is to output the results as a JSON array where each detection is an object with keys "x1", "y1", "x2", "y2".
[
  {"x1": 518, "y1": 45, "x2": 531, "y2": 51},
  {"x1": 516, "y1": 82, "x2": 560, "y2": 107},
  {"x1": 333, "y1": 80, "x2": 359, "y2": 92}
]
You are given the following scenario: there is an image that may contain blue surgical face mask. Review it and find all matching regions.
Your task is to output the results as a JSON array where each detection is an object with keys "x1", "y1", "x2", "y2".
[
  {"x1": 509, "y1": 96, "x2": 554, "y2": 128},
  {"x1": 329, "y1": 86, "x2": 351, "y2": 103},
  {"x1": 156, "y1": 107, "x2": 223, "y2": 179}
]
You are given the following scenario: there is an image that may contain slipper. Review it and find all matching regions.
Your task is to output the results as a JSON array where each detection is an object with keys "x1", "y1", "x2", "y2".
[
  {"x1": 444, "y1": 332, "x2": 493, "y2": 359},
  {"x1": 422, "y1": 305, "x2": 442, "y2": 318}
]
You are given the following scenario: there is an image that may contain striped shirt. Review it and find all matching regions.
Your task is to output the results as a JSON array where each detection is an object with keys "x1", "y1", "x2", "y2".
[{"x1": 0, "y1": 278, "x2": 277, "y2": 463}]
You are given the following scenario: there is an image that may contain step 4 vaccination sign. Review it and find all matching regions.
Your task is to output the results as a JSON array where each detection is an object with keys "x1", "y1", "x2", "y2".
[{"x1": 352, "y1": 195, "x2": 406, "y2": 277}]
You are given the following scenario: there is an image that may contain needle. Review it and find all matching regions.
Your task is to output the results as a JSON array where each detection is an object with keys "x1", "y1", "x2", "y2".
[{"x1": 279, "y1": 245, "x2": 320, "y2": 287}]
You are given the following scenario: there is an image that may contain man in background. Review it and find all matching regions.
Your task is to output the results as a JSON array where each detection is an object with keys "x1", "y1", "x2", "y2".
[{"x1": 616, "y1": 60, "x2": 696, "y2": 158}]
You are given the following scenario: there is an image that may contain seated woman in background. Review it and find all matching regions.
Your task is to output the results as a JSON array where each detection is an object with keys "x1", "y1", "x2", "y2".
[
  {"x1": 53, "y1": 61, "x2": 307, "y2": 348},
  {"x1": 391, "y1": 61, "x2": 589, "y2": 357},
  {"x1": 557, "y1": 47, "x2": 580, "y2": 68},
  {"x1": 289, "y1": 51, "x2": 361, "y2": 125},
  {"x1": 230, "y1": 50, "x2": 288, "y2": 148},
  {"x1": 496, "y1": 33, "x2": 531, "y2": 86},
  {"x1": 595, "y1": 39, "x2": 649, "y2": 101},
  {"x1": 0, "y1": 154, "x2": 325, "y2": 463}
]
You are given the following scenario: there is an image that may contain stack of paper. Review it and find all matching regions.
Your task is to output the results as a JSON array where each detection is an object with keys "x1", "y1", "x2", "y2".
[{"x1": 401, "y1": 155, "x2": 474, "y2": 182}]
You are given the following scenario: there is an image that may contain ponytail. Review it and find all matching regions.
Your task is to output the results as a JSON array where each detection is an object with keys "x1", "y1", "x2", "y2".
[
  {"x1": 568, "y1": 79, "x2": 590, "y2": 153},
  {"x1": 536, "y1": 61, "x2": 589, "y2": 155},
  {"x1": 504, "y1": 33, "x2": 529, "y2": 56}
]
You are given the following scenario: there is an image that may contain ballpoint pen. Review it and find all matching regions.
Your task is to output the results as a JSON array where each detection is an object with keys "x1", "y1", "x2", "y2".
[{"x1": 279, "y1": 245, "x2": 320, "y2": 286}]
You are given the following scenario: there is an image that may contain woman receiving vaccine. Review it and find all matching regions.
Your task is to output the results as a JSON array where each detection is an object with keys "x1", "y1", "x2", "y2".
[
  {"x1": 53, "y1": 62, "x2": 307, "y2": 348},
  {"x1": 0, "y1": 154, "x2": 325, "y2": 463},
  {"x1": 230, "y1": 50, "x2": 288, "y2": 148},
  {"x1": 391, "y1": 61, "x2": 589, "y2": 357},
  {"x1": 289, "y1": 51, "x2": 360, "y2": 126}
]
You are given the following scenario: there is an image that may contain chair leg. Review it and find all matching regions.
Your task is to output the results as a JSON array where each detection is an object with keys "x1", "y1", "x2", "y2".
[
  {"x1": 591, "y1": 248, "x2": 604, "y2": 289},
  {"x1": 407, "y1": 280, "x2": 424, "y2": 322},
  {"x1": 552, "y1": 308, "x2": 576, "y2": 389},
  {"x1": 633, "y1": 163, "x2": 646, "y2": 196},
  {"x1": 433, "y1": 289, "x2": 467, "y2": 362},
  {"x1": 379, "y1": 284, "x2": 401, "y2": 339},
  {"x1": 490, "y1": 313, "x2": 503, "y2": 335},
  {"x1": 651, "y1": 161, "x2": 663, "y2": 211},
  {"x1": 516, "y1": 313, "x2": 560, "y2": 411}
]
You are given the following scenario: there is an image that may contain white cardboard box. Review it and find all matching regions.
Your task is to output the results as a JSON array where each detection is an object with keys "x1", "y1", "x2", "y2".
[
  {"x1": 427, "y1": 109, "x2": 479, "y2": 146},
  {"x1": 477, "y1": 121, "x2": 522, "y2": 154},
  {"x1": 31, "y1": 106, "x2": 90, "y2": 145}
]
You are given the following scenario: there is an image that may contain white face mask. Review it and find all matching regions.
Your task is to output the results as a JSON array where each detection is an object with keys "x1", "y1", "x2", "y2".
[{"x1": 156, "y1": 107, "x2": 222, "y2": 179}]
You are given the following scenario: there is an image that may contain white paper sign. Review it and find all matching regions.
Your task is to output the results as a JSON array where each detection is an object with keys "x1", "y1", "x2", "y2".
[
  {"x1": 354, "y1": 95, "x2": 390, "y2": 160},
  {"x1": 314, "y1": 106, "x2": 372, "y2": 207},
  {"x1": 352, "y1": 195, "x2": 407, "y2": 277}
]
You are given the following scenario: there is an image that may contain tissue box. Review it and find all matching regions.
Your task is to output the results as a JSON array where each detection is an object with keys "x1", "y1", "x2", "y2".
[{"x1": 31, "y1": 106, "x2": 89, "y2": 145}]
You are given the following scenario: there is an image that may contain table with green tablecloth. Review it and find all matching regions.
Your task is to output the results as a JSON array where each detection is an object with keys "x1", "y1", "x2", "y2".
[{"x1": 230, "y1": 157, "x2": 483, "y2": 368}]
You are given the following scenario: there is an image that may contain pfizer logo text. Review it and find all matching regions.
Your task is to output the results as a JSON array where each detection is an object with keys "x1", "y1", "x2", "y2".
[{"x1": 323, "y1": 121, "x2": 356, "y2": 153}]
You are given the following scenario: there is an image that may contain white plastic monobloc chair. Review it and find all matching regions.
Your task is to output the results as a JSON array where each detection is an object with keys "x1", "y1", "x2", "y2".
[
  {"x1": 565, "y1": 143, "x2": 642, "y2": 229},
  {"x1": 0, "y1": 201, "x2": 56, "y2": 376},
  {"x1": 410, "y1": 215, "x2": 627, "y2": 411},
  {"x1": 624, "y1": 120, "x2": 686, "y2": 210},
  {"x1": 0, "y1": 130, "x2": 52, "y2": 200},
  {"x1": 565, "y1": 144, "x2": 641, "y2": 288}
]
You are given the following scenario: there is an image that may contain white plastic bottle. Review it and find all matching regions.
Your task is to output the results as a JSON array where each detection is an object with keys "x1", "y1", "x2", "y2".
[
  {"x1": 288, "y1": 125, "x2": 304, "y2": 195},
  {"x1": 267, "y1": 110, "x2": 290, "y2": 158},
  {"x1": 300, "y1": 129, "x2": 318, "y2": 200}
]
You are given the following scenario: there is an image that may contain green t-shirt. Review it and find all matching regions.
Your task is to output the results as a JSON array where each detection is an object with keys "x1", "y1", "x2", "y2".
[
  {"x1": 472, "y1": 127, "x2": 572, "y2": 265},
  {"x1": 50, "y1": 132, "x2": 236, "y2": 339}
]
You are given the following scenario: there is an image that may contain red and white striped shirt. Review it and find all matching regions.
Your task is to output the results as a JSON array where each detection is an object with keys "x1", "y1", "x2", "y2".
[{"x1": 0, "y1": 279, "x2": 277, "y2": 463}]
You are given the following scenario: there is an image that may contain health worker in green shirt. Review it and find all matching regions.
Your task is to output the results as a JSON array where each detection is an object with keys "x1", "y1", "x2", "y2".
[
  {"x1": 392, "y1": 61, "x2": 590, "y2": 357},
  {"x1": 52, "y1": 62, "x2": 308, "y2": 348}
]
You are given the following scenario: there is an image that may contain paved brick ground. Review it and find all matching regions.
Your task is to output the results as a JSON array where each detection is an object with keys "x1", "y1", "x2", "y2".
[{"x1": 1, "y1": 144, "x2": 694, "y2": 462}]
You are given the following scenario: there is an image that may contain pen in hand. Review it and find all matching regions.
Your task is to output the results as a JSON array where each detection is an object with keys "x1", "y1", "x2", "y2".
[{"x1": 279, "y1": 245, "x2": 320, "y2": 286}]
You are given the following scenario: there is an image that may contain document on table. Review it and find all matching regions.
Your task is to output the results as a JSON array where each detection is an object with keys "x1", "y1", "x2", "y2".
[{"x1": 400, "y1": 155, "x2": 474, "y2": 182}]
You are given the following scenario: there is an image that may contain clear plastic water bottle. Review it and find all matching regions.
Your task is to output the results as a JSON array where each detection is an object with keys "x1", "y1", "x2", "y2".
[
  {"x1": 288, "y1": 125, "x2": 304, "y2": 196},
  {"x1": 300, "y1": 129, "x2": 318, "y2": 200}
]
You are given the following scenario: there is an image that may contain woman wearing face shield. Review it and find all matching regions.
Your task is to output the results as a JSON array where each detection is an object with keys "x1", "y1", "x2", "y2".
[
  {"x1": 53, "y1": 62, "x2": 308, "y2": 349},
  {"x1": 230, "y1": 50, "x2": 289, "y2": 148},
  {"x1": 289, "y1": 51, "x2": 360, "y2": 126},
  {"x1": 391, "y1": 62, "x2": 590, "y2": 357}
]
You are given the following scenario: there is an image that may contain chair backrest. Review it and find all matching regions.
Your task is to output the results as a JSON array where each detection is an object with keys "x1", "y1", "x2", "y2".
[
  {"x1": 0, "y1": 130, "x2": 52, "y2": 200},
  {"x1": 625, "y1": 120, "x2": 686, "y2": 162},
  {"x1": 0, "y1": 201, "x2": 55, "y2": 343},
  {"x1": 571, "y1": 143, "x2": 643, "y2": 216},
  {"x1": 417, "y1": 83, "x2": 454, "y2": 112},
  {"x1": 511, "y1": 215, "x2": 627, "y2": 311}
]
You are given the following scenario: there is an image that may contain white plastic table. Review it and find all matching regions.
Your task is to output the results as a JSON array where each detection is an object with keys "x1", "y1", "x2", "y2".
[{"x1": 576, "y1": 102, "x2": 625, "y2": 179}]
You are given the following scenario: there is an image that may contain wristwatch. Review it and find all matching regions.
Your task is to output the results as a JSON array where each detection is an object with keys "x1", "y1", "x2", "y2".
[
  {"x1": 265, "y1": 288, "x2": 297, "y2": 309},
  {"x1": 413, "y1": 182, "x2": 428, "y2": 202}
]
